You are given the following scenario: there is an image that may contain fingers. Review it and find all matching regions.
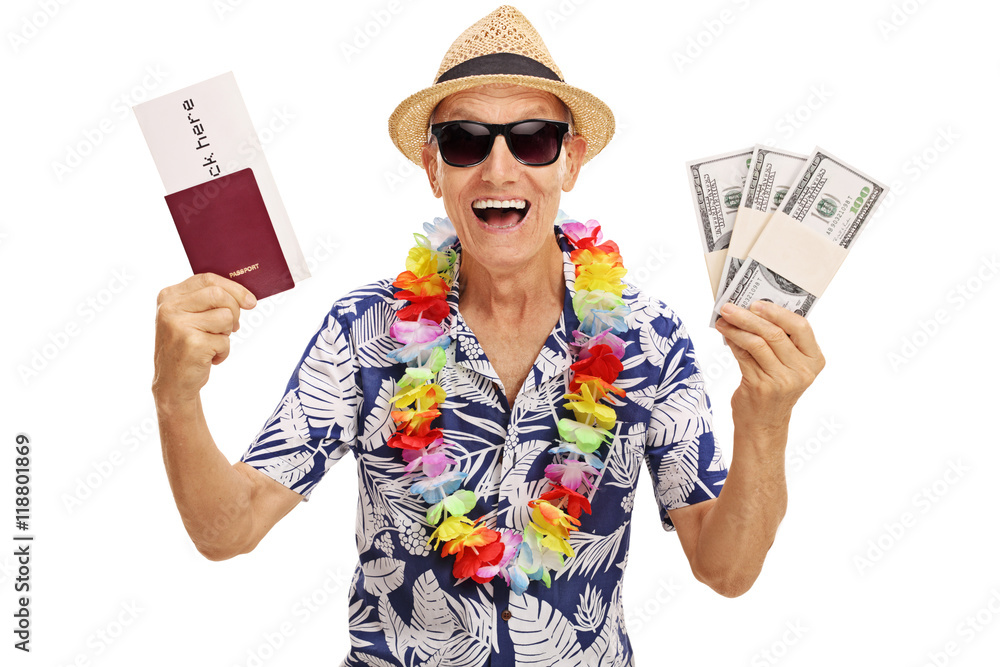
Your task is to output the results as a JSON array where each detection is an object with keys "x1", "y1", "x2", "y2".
[
  {"x1": 158, "y1": 274, "x2": 257, "y2": 334},
  {"x1": 182, "y1": 286, "x2": 244, "y2": 333},
  {"x1": 716, "y1": 302, "x2": 797, "y2": 375},
  {"x1": 159, "y1": 273, "x2": 257, "y2": 309},
  {"x1": 195, "y1": 307, "x2": 239, "y2": 335},
  {"x1": 211, "y1": 335, "x2": 231, "y2": 366},
  {"x1": 152, "y1": 274, "x2": 256, "y2": 400},
  {"x1": 714, "y1": 328, "x2": 764, "y2": 383},
  {"x1": 748, "y1": 300, "x2": 825, "y2": 367}
]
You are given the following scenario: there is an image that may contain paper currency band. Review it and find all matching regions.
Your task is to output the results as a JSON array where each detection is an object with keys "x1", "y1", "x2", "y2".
[
  {"x1": 704, "y1": 250, "x2": 727, "y2": 299},
  {"x1": 436, "y1": 53, "x2": 563, "y2": 83},
  {"x1": 747, "y1": 211, "x2": 849, "y2": 297},
  {"x1": 728, "y1": 208, "x2": 773, "y2": 264}
]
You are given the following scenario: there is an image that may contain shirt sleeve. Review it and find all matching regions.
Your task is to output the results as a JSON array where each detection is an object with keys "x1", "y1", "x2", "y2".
[
  {"x1": 239, "y1": 308, "x2": 361, "y2": 501},
  {"x1": 644, "y1": 313, "x2": 729, "y2": 531}
]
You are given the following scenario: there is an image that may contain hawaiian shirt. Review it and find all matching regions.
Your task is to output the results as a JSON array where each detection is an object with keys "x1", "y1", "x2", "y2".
[{"x1": 239, "y1": 224, "x2": 729, "y2": 667}]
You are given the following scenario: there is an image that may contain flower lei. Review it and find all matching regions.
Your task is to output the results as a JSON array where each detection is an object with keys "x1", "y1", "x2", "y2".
[{"x1": 386, "y1": 217, "x2": 630, "y2": 595}]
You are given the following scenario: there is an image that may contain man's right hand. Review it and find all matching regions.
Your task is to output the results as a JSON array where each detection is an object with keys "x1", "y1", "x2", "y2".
[
  {"x1": 151, "y1": 273, "x2": 300, "y2": 560},
  {"x1": 152, "y1": 272, "x2": 257, "y2": 403}
]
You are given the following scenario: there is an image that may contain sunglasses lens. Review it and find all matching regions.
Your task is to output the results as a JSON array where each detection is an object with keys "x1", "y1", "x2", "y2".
[
  {"x1": 437, "y1": 122, "x2": 492, "y2": 166},
  {"x1": 509, "y1": 121, "x2": 562, "y2": 165}
]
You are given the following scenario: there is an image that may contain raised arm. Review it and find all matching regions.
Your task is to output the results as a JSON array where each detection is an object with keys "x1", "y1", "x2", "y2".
[
  {"x1": 152, "y1": 273, "x2": 302, "y2": 561},
  {"x1": 669, "y1": 300, "x2": 825, "y2": 597}
]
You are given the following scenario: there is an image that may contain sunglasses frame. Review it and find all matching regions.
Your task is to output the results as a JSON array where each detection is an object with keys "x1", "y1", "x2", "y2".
[{"x1": 429, "y1": 118, "x2": 571, "y2": 168}]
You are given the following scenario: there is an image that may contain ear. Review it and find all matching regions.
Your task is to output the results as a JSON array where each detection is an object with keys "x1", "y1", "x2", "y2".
[
  {"x1": 560, "y1": 133, "x2": 588, "y2": 193},
  {"x1": 421, "y1": 143, "x2": 443, "y2": 198}
]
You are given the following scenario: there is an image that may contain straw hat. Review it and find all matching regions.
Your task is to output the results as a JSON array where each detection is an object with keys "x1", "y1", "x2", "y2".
[{"x1": 388, "y1": 5, "x2": 615, "y2": 166}]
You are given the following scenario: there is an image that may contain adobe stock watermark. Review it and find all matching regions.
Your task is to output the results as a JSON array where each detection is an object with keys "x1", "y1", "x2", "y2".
[
  {"x1": 55, "y1": 600, "x2": 143, "y2": 666},
  {"x1": 623, "y1": 577, "x2": 681, "y2": 636},
  {"x1": 383, "y1": 154, "x2": 424, "y2": 193},
  {"x1": 759, "y1": 84, "x2": 834, "y2": 148},
  {"x1": 868, "y1": 126, "x2": 959, "y2": 235},
  {"x1": 7, "y1": 0, "x2": 72, "y2": 53},
  {"x1": 787, "y1": 416, "x2": 843, "y2": 475},
  {"x1": 876, "y1": 0, "x2": 931, "y2": 40},
  {"x1": 232, "y1": 566, "x2": 353, "y2": 667},
  {"x1": 17, "y1": 268, "x2": 135, "y2": 386},
  {"x1": 886, "y1": 254, "x2": 997, "y2": 372},
  {"x1": 626, "y1": 244, "x2": 673, "y2": 290},
  {"x1": 750, "y1": 619, "x2": 808, "y2": 667},
  {"x1": 228, "y1": 106, "x2": 296, "y2": 168},
  {"x1": 212, "y1": 0, "x2": 253, "y2": 20},
  {"x1": 167, "y1": 105, "x2": 296, "y2": 229},
  {"x1": 544, "y1": 0, "x2": 591, "y2": 30},
  {"x1": 339, "y1": 0, "x2": 412, "y2": 63},
  {"x1": 672, "y1": 0, "x2": 755, "y2": 73},
  {"x1": 917, "y1": 588, "x2": 1000, "y2": 667},
  {"x1": 853, "y1": 459, "x2": 969, "y2": 575},
  {"x1": 61, "y1": 412, "x2": 157, "y2": 514},
  {"x1": 0, "y1": 554, "x2": 17, "y2": 587},
  {"x1": 51, "y1": 65, "x2": 169, "y2": 182},
  {"x1": 700, "y1": 344, "x2": 740, "y2": 386}
]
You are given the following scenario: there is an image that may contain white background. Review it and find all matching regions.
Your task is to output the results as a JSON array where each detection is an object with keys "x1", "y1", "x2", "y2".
[{"x1": 3, "y1": 0, "x2": 998, "y2": 665}]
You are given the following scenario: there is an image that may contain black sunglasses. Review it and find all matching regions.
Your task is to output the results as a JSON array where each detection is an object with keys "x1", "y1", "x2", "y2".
[{"x1": 429, "y1": 119, "x2": 570, "y2": 167}]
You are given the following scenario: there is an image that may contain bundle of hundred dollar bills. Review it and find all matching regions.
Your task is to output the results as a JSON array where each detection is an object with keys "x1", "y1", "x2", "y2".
[{"x1": 687, "y1": 145, "x2": 889, "y2": 325}]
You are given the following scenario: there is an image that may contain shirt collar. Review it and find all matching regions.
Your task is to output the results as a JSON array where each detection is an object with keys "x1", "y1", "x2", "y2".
[{"x1": 445, "y1": 225, "x2": 580, "y2": 391}]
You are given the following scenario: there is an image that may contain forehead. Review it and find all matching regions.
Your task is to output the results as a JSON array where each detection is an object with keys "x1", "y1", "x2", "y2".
[{"x1": 433, "y1": 84, "x2": 565, "y2": 123}]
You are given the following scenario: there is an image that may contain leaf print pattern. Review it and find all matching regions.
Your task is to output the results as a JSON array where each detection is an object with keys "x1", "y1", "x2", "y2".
[
  {"x1": 508, "y1": 592, "x2": 585, "y2": 666},
  {"x1": 572, "y1": 584, "x2": 606, "y2": 633},
  {"x1": 239, "y1": 225, "x2": 729, "y2": 665},
  {"x1": 361, "y1": 557, "x2": 405, "y2": 597}
]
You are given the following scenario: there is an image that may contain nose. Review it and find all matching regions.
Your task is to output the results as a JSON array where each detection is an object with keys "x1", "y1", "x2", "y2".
[{"x1": 479, "y1": 133, "x2": 518, "y2": 186}]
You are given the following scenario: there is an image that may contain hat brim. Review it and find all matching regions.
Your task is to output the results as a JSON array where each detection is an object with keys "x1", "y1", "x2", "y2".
[{"x1": 388, "y1": 74, "x2": 615, "y2": 167}]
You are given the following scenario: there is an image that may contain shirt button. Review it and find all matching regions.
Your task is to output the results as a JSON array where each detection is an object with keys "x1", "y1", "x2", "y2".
[{"x1": 500, "y1": 610, "x2": 512, "y2": 621}]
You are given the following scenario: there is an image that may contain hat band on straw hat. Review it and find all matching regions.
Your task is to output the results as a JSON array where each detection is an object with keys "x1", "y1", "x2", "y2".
[
  {"x1": 436, "y1": 53, "x2": 562, "y2": 84},
  {"x1": 388, "y1": 5, "x2": 615, "y2": 166}
]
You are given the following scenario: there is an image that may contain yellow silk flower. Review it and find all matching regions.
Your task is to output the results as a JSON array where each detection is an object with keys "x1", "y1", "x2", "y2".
[
  {"x1": 406, "y1": 245, "x2": 453, "y2": 278},
  {"x1": 570, "y1": 247, "x2": 623, "y2": 271},
  {"x1": 575, "y1": 264, "x2": 627, "y2": 296},
  {"x1": 528, "y1": 499, "x2": 580, "y2": 557},
  {"x1": 392, "y1": 382, "x2": 446, "y2": 412},
  {"x1": 427, "y1": 515, "x2": 476, "y2": 550},
  {"x1": 563, "y1": 383, "x2": 616, "y2": 429}
]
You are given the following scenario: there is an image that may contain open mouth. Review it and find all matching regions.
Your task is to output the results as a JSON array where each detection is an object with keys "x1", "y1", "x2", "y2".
[{"x1": 471, "y1": 198, "x2": 530, "y2": 229}]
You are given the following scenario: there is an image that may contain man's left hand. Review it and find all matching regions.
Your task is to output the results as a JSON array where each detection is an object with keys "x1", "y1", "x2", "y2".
[{"x1": 714, "y1": 300, "x2": 825, "y2": 435}]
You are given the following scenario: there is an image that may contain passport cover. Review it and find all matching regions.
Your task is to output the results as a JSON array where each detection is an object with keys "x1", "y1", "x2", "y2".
[{"x1": 164, "y1": 167, "x2": 294, "y2": 300}]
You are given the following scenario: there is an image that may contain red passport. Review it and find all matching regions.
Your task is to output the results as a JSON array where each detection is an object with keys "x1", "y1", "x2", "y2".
[{"x1": 164, "y1": 167, "x2": 294, "y2": 300}]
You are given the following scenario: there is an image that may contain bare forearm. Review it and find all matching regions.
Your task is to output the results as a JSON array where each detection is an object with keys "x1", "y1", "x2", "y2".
[
  {"x1": 693, "y1": 422, "x2": 788, "y2": 596},
  {"x1": 154, "y1": 392, "x2": 253, "y2": 560},
  {"x1": 696, "y1": 300, "x2": 823, "y2": 596}
]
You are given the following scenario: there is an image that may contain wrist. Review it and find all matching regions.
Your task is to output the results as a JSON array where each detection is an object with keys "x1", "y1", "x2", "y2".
[
  {"x1": 152, "y1": 385, "x2": 201, "y2": 418},
  {"x1": 733, "y1": 413, "x2": 790, "y2": 458},
  {"x1": 732, "y1": 401, "x2": 791, "y2": 435}
]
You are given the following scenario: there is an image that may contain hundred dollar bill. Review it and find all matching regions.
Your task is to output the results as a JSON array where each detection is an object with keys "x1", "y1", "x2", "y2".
[
  {"x1": 686, "y1": 147, "x2": 753, "y2": 296},
  {"x1": 715, "y1": 146, "x2": 807, "y2": 304},
  {"x1": 715, "y1": 258, "x2": 818, "y2": 319},
  {"x1": 711, "y1": 146, "x2": 889, "y2": 323}
]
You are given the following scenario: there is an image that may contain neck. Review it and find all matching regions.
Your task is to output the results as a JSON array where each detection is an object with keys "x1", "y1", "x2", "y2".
[{"x1": 457, "y1": 233, "x2": 565, "y2": 320}]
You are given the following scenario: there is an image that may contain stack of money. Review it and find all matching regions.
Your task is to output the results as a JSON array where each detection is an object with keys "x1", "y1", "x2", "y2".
[{"x1": 686, "y1": 145, "x2": 889, "y2": 325}]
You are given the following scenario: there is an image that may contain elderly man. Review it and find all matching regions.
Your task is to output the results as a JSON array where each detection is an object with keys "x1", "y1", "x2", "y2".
[{"x1": 153, "y1": 6, "x2": 823, "y2": 666}]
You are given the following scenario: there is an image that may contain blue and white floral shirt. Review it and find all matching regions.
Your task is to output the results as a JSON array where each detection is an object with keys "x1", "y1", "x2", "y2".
[{"x1": 240, "y1": 225, "x2": 729, "y2": 666}]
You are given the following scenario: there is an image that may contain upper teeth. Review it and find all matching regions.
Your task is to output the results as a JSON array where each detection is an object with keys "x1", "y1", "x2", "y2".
[{"x1": 473, "y1": 199, "x2": 526, "y2": 210}]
